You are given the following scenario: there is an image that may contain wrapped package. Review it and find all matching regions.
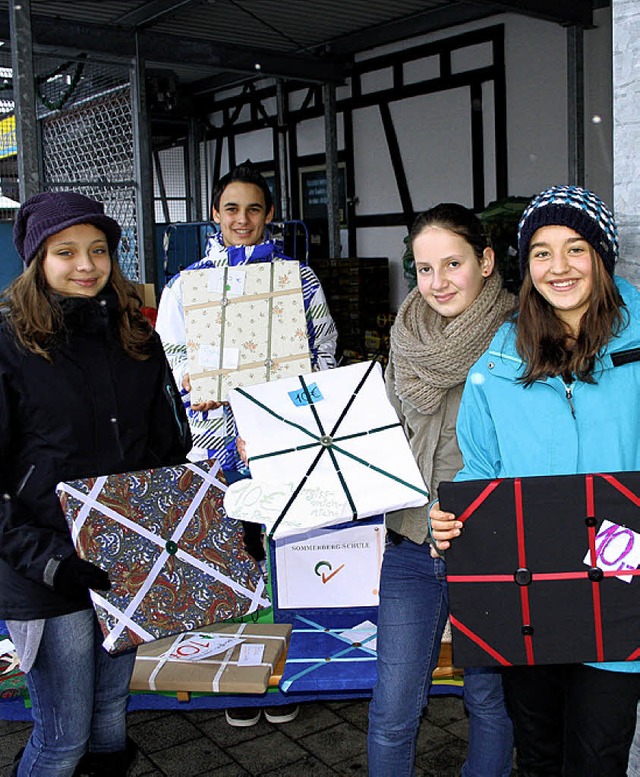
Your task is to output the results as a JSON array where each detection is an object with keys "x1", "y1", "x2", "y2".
[
  {"x1": 130, "y1": 622, "x2": 292, "y2": 694},
  {"x1": 279, "y1": 614, "x2": 377, "y2": 693}
]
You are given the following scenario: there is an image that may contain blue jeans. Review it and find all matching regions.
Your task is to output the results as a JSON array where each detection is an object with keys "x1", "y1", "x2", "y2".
[
  {"x1": 368, "y1": 538, "x2": 449, "y2": 776},
  {"x1": 15, "y1": 609, "x2": 136, "y2": 777},
  {"x1": 462, "y1": 667, "x2": 514, "y2": 777},
  {"x1": 367, "y1": 538, "x2": 513, "y2": 777}
]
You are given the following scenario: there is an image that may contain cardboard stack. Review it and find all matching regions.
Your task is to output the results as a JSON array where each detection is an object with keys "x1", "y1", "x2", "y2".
[{"x1": 309, "y1": 257, "x2": 390, "y2": 364}]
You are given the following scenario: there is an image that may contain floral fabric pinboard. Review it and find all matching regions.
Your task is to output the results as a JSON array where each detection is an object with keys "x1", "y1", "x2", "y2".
[
  {"x1": 57, "y1": 459, "x2": 269, "y2": 654},
  {"x1": 182, "y1": 261, "x2": 311, "y2": 403}
]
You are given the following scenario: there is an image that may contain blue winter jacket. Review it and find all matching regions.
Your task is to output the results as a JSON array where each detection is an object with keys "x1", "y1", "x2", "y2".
[{"x1": 455, "y1": 276, "x2": 640, "y2": 673}]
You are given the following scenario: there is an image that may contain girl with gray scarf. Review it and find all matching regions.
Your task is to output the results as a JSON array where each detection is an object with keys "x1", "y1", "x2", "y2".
[{"x1": 367, "y1": 204, "x2": 515, "y2": 777}]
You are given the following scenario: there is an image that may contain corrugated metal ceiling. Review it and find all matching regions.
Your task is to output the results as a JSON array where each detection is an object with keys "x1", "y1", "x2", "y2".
[
  {"x1": 148, "y1": 0, "x2": 448, "y2": 54},
  {"x1": 0, "y1": 1, "x2": 466, "y2": 54},
  {"x1": 0, "y1": 0, "x2": 606, "y2": 95}
]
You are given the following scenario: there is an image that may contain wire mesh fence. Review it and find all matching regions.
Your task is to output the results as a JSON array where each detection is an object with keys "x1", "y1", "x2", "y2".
[
  {"x1": 1, "y1": 50, "x2": 198, "y2": 283},
  {"x1": 0, "y1": 48, "x2": 19, "y2": 221},
  {"x1": 36, "y1": 55, "x2": 140, "y2": 280},
  {"x1": 153, "y1": 144, "x2": 187, "y2": 224}
]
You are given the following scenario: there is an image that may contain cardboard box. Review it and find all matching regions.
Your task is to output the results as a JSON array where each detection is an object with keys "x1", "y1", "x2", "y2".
[
  {"x1": 182, "y1": 262, "x2": 311, "y2": 403},
  {"x1": 130, "y1": 623, "x2": 292, "y2": 694},
  {"x1": 133, "y1": 282, "x2": 157, "y2": 308},
  {"x1": 57, "y1": 459, "x2": 270, "y2": 654},
  {"x1": 440, "y1": 472, "x2": 640, "y2": 667}
]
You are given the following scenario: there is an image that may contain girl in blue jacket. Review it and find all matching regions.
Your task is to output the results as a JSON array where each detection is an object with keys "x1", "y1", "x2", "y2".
[{"x1": 430, "y1": 185, "x2": 640, "y2": 776}]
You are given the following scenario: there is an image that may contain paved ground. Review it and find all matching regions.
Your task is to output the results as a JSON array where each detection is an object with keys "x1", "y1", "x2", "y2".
[{"x1": 0, "y1": 693, "x2": 497, "y2": 776}]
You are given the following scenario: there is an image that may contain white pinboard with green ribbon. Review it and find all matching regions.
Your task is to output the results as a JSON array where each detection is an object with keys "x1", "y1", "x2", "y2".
[{"x1": 224, "y1": 361, "x2": 430, "y2": 539}]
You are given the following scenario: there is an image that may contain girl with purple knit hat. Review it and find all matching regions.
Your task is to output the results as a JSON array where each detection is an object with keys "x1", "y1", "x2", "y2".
[{"x1": 0, "y1": 191, "x2": 191, "y2": 776}]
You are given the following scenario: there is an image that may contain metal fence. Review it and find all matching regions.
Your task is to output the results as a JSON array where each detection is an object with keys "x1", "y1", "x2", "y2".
[
  {"x1": 36, "y1": 56, "x2": 140, "y2": 280},
  {"x1": 0, "y1": 47, "x2": 19, "y2": 221}
]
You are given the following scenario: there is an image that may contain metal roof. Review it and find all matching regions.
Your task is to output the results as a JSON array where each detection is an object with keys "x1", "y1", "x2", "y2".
[{"x1": 0, "y1": 0, "x2": 608, "y2": 100}]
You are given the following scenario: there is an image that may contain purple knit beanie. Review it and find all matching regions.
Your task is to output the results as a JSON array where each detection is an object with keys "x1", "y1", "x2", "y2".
[
  {"x1": 13, "y1": 191, "x2": 122, "y2": 266},
  {"x1": 517, "y1": 185, "x2": 618, "y2": 278}
]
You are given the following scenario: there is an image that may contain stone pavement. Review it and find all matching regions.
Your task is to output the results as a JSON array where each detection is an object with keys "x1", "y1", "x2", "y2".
[{"x1": 0, "y1": 693, "x2": 487, "y2": 776}]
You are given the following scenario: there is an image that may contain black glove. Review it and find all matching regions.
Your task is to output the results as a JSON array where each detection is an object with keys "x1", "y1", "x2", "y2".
[
  {"x1": 241, "y1": 521, "x2": 266, "y2": 562},
  {"x1": 53, "y1": 554, "x2": 111, "y2": 598}
]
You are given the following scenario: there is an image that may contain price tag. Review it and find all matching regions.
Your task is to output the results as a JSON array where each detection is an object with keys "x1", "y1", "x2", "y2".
[
  {"x1": 207, "y1": 268, "x2": 246, "y2": 296},
  {"x1": 162, "y1": 634, "x2": 245, "y2": 661},
  {"x1": 288, "y1": 382, "x2": 323, "y2": 407},
  {"x1": 583, "y1": 519, "x2": 640, "y2": 583},
  {"x1": 238, "y1": 643, "x2": 265, "y2": 666},
  {"x1": 198, "y1": 345, "x2": 240, "y2": 370}
]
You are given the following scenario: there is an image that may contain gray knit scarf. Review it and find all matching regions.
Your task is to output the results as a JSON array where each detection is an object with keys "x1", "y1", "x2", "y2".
[{"x1": 390, "y1": 273, "x2": 515, "y2": 414}]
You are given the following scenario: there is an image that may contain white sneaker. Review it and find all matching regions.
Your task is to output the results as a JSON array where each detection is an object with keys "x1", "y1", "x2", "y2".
[
  {"x1": 264, "y1": 704, "x2": 300, "y2": 724},
  {"x1": 225, "y1": 706, "x2": 261, "y2": 727}
]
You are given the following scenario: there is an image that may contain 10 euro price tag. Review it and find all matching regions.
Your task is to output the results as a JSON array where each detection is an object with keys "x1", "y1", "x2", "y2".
[
  {"x1": 583, "y1": 519, "x2": 640, "y2": 583},
  {"x1": 162, "y1": 634, "x2": 245, "y2": 662}
]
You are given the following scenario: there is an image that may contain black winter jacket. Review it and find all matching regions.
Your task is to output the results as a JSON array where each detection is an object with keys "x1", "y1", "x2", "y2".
[{"x1": 0, "y1": 287, "x2": 191, "y2": 619}]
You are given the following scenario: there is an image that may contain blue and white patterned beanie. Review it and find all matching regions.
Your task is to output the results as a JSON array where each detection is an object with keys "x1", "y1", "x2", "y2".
[{"x1": 517, "y1": 185, "x2": 618, "y2": 278}]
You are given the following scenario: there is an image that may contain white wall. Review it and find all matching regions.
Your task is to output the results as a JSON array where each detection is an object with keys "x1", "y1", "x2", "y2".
[
  {"x1": 502, "y1": 14, "x2": 568, "y2": 197},
  {"x1": 612, "y1": 0, "x2": 640, "y2": 285},
  {"x1": 352, "y1": 106, "x2": 402, "y2": 215},
  {"x1": 349, "y1": 11, "x2": 612, "y2": 308},
  {"x1": 506, "y1": 8, "x2": 612, "y2": 204},
  {"x1": 235, "y1": 127, "x2": 273, "y2": 165},
  {"x1": 585, "y1": 7, "x2": 613, "y2": 205},
  {"x1": 296, "y1": 114, "x2": 345, "y2": 159},
  {"x1": 389, "y1": 88, "x2": 475, "y2": 211},
  {"x1": 199, "y1": 10, "x2": 613, "y2": 311}
]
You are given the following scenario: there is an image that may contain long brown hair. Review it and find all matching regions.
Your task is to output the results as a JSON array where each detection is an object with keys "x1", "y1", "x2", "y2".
[
  {"x1": 0, "y1": 246, "x2": 154, "y2": 362},
  {"x1": 516, "y1": 250, "x2": 626, "y2": 385}
]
